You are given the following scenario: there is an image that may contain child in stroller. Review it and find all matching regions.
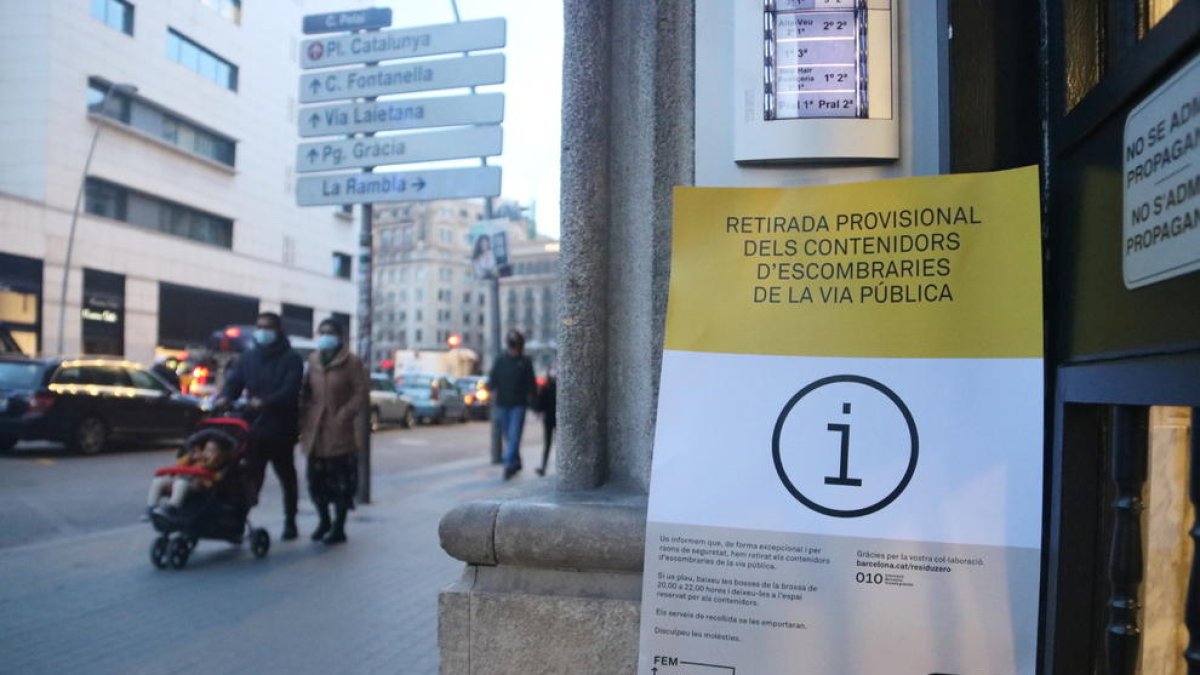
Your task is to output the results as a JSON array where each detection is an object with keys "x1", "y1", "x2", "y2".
[
  {"x1": 146, "y1": 430, "x2": 231, "y2": 516},
  {"x1": 148, "y1": 417, "x2": 271, "y2": 570}
]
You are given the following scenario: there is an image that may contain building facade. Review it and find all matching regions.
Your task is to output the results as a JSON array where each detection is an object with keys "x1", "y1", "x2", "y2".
[
  {"x1": 370, "y1": 198, "x2": 557, "y2": 370},
  {"x1": 0, "y1": 0, "x2": 365, "y2": 361}
]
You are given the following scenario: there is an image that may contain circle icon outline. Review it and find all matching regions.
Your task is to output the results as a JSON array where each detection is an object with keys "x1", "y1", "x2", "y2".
[{"x1": 772, "y1": 374, "x2": 918, "y2": 518}]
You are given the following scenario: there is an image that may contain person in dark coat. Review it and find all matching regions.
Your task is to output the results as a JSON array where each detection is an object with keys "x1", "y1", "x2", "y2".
[
  {"x1": 487, "y1": 329, "x2": 537, "y2": 480},
  {"x1": 217, "y1": 312, "x2": 304, "y2": 540},
  {"x1": 534, "y1": 365, "x2": 557, "y2": 477}
]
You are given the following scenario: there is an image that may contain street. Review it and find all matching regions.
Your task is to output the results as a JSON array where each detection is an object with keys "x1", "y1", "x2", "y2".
[{"x1": 0, "y1": 417, "x2": 549, "y2": 674}]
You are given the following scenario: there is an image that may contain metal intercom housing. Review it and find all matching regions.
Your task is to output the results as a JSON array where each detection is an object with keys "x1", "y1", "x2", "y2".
[{"x1": 734, "y1": 0, "x2": 899, "y2": 163}]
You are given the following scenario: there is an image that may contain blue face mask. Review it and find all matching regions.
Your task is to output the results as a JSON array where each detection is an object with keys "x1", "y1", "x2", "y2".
[
  {"x1": 317, "y1": 334, "x2": 340, "y2": 351},
  {"x1": 253, "y1": 328, "x2": 277, "y2": 346}
]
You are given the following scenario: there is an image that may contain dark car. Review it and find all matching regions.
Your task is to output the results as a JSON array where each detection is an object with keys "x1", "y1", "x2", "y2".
[{"x1": 0, "y1": 356, "x2": 205, "y2": 454}]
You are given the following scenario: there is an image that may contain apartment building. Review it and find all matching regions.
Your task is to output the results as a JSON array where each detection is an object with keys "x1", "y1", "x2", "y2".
[
  {"x1": 0, "y1": 0, "x2": 367, "y2": 360},
  {"x1": 371, "y1": 198, "x2": 557, "y2": 370}
]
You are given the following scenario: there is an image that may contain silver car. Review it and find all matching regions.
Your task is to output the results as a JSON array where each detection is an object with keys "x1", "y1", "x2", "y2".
[{"x1": 369, "y1": 373, "x2": 414, "y2": 431}]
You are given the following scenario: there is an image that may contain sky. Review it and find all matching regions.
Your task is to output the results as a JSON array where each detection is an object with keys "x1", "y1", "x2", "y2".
[{"x1": 372, "y1": 0, "x2": 565, "y2": 238}]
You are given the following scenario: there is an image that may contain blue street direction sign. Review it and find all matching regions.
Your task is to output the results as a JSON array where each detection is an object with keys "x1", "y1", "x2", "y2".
[
  {"x1": 302, "y1": 7, "x2": 392, "y2": 35},
  {"x1": 299, "y1": 53, "x2": 505, "y2": 104},
  {"x1": 296, "y1": 126, "x2": 503, "y2": 173},
  {"x1": 296, "y1": 166, "x2": 502, "y2": 206},
  {"x1": 301, "y1": 18, "x2": 506, "y2": 70},
  {"x1": 298, "y1": 92, "x2": 504, "y2": 138}
]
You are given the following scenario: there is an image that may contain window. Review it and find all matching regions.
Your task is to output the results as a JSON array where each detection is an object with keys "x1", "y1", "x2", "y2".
[
  {"x1": 86, "y1": 82, "x2": 131, "y2": 123},
  {"x1": 332, "y1": 252, "x2": 352, "y2": 279},
  {"x1": 87, "y1": 79, "x2": 236, "y2": 166},
  {"x1": 199, "y1": 0, "x2": 242, "y2": 23},
  {"x1": 84, "y1": 177, "x2": 233, "y2": 247},
  {"x1": 282, "y1": 303, "x2": 314, "y2": 338},
  {"x1": 129, "y1": 369, "x2": 167, "y2": 392},
  {"x1": 91, "y1": 0, "x2": 133, "y2": 35},
  {"x1": 167, "y1": 30, "x2": 238, "y2": 91}
]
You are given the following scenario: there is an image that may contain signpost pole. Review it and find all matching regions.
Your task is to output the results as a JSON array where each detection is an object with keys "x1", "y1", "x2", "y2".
[
  {"x1": 486, "y1": 198, "x2": 503, "y2": 464},
  {"x1": 355, "y1": 47, "x2": 380, "y2": 506}
]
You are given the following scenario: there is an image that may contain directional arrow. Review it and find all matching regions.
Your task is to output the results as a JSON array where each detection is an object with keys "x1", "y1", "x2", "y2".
[
  {"x1": 308, "y1": 112, "x2": 320, "y2": 129},
  {"x1": 308, "y1": 79, "x2": 321, "y2": 95},
  {"x1": 413, "y1": 178, "x2": 427, "y2": 191},
  {"x1": 306, "y1": 148, "x2": 319, "y2": 163}
]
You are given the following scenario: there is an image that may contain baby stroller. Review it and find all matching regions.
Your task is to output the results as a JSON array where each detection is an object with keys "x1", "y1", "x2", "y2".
[{"x1": 148, "y1": 416, "x2": 270, "y2": 569}]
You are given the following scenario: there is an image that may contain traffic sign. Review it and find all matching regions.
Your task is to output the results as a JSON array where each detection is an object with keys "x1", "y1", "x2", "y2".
[
  {"x1": 299, "y1": 54, "x2": 505, "y2": 104},
  {"x1": 302, "y1": 7, "x2": 392, "y2": 35},
  {"x1": 298, "y1": 93, "x2": 504, "y2": 138},
  {"x1": 296, "y1": 126, "x2": 502, "y2": 173},
  {"x1": 296, "y1": 166, "x2": 502, "y2": 206},
  {"x1": 301, "y1": 18, "x2": 506, "y2": 69}
]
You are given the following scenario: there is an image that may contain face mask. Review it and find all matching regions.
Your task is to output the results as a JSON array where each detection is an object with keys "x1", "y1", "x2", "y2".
[
  {"x1": 317, "y1": 334, "x2": 340, "y2": 351},
  {"x1": 253, "y1": 328, "x2": 277, "y2": 346}
]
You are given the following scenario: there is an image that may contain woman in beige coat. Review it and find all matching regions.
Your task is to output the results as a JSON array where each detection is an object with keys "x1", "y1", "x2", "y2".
[{"x1": 300, "y1": 318, "x2": 369, "y2": 544}]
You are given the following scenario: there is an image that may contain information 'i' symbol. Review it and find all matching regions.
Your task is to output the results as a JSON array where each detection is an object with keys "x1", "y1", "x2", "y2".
[
  {"x1": 824, "y1": 402, "x2": 862, "y2": 487},
  {"x1": 772, "y1": 375, "x2": 919, "y2": 518}
]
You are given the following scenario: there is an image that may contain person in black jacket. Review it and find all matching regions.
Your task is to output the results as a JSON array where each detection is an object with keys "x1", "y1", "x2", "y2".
[
  {"x1": 488, "y1": 329, "x2": 537, "y2": 480},
  {"x1": 216, "y1": 312, "x2": 304, "y2": 540},
  {"x1": 534, "y1": 365, "x2": 557, "y2": 477}
]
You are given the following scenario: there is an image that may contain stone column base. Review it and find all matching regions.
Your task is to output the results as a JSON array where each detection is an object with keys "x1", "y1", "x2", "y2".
[
  {"x1": 438, "y1": 488, "x2": 648, "y2": 675},
  {"x1": 439, "y1": 565, "x2": 641, "y2": 675}
]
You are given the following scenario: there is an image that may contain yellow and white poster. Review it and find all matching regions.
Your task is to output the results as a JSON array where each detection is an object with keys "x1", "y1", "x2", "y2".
[{"x1": 639, "y1": 167, "x2": 1043, "y2": 674}]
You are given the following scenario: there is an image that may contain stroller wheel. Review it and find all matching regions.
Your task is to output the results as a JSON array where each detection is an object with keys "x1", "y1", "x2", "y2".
[
  {"x1": 169, "y1": 537, "x2": 191, "y2": 569},
  {"x1": 250, "y1": 528, "x2": 270, "y2": 559},
  {"x1": 150, "y1": 536, "x2": 169, "y2": 569}
]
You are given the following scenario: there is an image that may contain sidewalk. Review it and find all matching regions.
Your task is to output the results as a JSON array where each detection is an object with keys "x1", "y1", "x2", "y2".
[{"x1": 0, "y1": 450, "x2": 545, "y2": 675}]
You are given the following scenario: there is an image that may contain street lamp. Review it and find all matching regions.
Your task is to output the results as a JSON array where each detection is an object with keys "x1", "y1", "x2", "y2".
[{"x1": 56, "y1": 81, "x2": 137, "y2": 355}]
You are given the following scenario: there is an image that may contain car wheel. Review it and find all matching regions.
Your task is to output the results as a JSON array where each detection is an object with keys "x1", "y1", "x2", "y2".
[
  {"x1": 72, "y1": 416, "x2": 107, "y2": 455},
  {"x1": 402, "y1": 408, "x2": 415, "y2": 429},
  {"x1": 370, "y1": 408, "x2": 381, "y2": 433},
  {"x1": 0, "y1": 436, "x2": 17, "y2": 452}
]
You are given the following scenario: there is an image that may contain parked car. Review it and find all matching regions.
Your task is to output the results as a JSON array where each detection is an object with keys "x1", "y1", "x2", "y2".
[
  {"x1": 395, "y1": 372, "x2": 469, "y2": 424},
  {"x1": 0, "y1": 355, "x2": 206, "y2": 454},
  {"x1": 369, "y1": 373, "x2": 414, "y2": 431},
  {"x1": 456, "y1": 375, "x2": 491, "y2": 420}
]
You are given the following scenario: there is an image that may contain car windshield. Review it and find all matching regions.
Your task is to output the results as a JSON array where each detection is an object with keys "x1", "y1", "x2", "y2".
[
  {"x1": 0, "y1": 362, "x2": 45, "y2": 390},
  {"x1": 396, "y1": 375, "x2": 434, "y2": 388}
]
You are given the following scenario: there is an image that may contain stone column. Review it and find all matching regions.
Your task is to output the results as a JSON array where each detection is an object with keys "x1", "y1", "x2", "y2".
[{"x1": 438, "y1": 1, "x2": 694, "y2": 673}]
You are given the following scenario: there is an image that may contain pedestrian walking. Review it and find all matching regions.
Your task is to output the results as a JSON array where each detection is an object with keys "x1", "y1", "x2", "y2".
[
  {"x1": 217, "y1": 312, "x2": 304, "y2": 541},
  {"x1": 534, "y1": 365, "x2": 557, "y2": 477},
  {"x1": 488, "y1": 329, "x2": 537, "y2": 480},
  {"x1": 299, "y1": 318, "x2": 369, "y2": 544}
]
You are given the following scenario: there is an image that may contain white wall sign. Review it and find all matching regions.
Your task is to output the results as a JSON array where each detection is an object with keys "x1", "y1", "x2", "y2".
[
  {"x1": 1123, "y1": 52, "x2": 1200, "y2": 289},
  {"x1": 298, "y1": 93, "x2": 505, "y2": 138},
  {"x1": 301, "y1": 18, "x2": 506, "y2": 69},
  {"x1": 299, "y1": 53, "x2": 505, "y2": 104},
  {"x1": 295, "y1": 166, "x2": 501, "y2": 206},
  {"x1": 296, "y1": 126, "x2": 502, "y2": 173}
]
